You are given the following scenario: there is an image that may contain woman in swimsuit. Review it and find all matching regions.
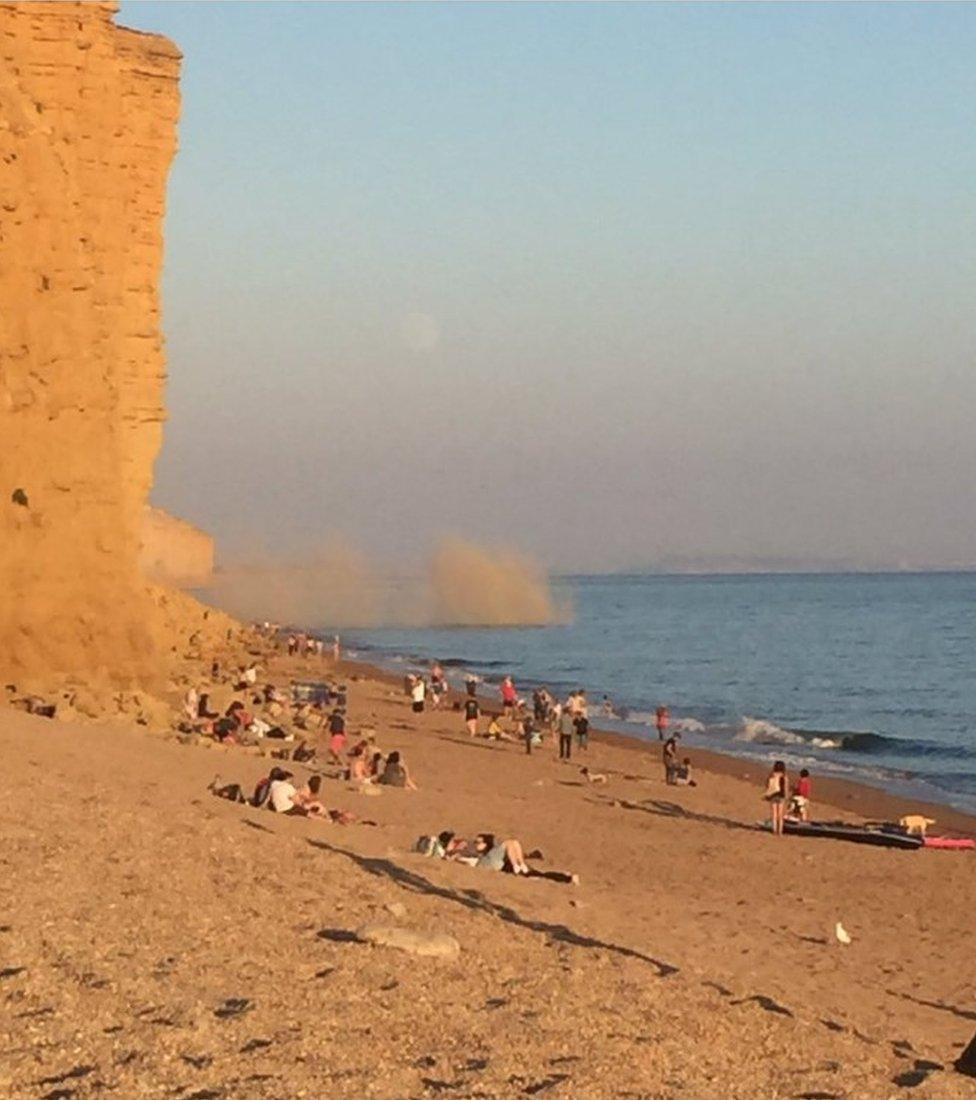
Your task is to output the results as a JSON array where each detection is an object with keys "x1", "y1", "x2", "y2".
[{"x1": 764, "y1": 760, "x2": 788, "y2": 836}]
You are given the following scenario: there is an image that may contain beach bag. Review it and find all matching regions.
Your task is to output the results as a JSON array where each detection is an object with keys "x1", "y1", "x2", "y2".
[{"x1": 414, "y1": 835, "x2": 445, "y2": 858}]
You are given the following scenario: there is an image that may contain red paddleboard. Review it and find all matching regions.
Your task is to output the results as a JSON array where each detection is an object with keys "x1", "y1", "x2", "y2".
[{"x1": 923, "y1": 836, "x2": 975, "y2": 850}]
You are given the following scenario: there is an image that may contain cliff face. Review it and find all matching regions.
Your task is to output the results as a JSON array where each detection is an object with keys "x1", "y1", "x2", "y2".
[{"x1": 0, "y1": 1, "x2": 181, "y2": 682}]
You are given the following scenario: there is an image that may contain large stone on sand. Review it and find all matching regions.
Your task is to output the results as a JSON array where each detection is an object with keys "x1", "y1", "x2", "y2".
[{"x1": 356, "y1": 923, "x2": 460, "y2": 959}]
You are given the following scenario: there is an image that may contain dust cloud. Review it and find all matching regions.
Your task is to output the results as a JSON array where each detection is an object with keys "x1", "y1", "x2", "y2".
[
  {"x1": 202, "y1": 536, "x2": 565, "y2": 629},
  {"x1": 203, "y1": 538, "x2": 383, "y2": 627},
  {"x1": 428, "y1": 537, "x2": 560, "y2": 626}
]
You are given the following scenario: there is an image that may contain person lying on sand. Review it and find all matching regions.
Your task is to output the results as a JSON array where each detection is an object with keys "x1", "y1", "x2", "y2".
[
  {"x1": 378, "y1": 750, "x2": 417, "y2": 790},
  {"x1": 472, "y1": 833, "x2": 579, "y2": 884},
  {"x1": 209, "y1": 767, "x2": 285, "y2": 807},
  {"x1": 580, "y1": 766, "x2": 608, "y2": 784},
  {"x1": 209, "y1": 770, "x2": 373, "y2": 824}
]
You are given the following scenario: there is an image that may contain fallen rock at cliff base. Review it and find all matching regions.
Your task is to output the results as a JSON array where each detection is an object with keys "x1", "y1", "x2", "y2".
[{"x1": 356, "y1": 923, "x2": 460, "y2": 959}]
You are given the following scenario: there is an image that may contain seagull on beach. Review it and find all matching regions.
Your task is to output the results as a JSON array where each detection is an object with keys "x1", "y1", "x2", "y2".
[{"x1": 835, "y1": 921, "x2": 852, "y2": 945}]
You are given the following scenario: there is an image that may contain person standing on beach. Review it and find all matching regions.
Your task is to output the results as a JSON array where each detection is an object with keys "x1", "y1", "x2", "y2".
[
  {"x1": 663, "y1": 733, "x2": 680, "y2": 783},
  {"x1": 655, "y1": 705, "x2": 670, "y2": 741},
  {"x1": 430, "y1": 662, "x2": 446, "y2": 710},
  {"x1": 764, "y1": 760, "x2": 789, "y2": 835},
  {"x1": 464, "y1": 696, "x2": 480, "y2": 737},
  {"x1": 328, "y1": 709, "x2": 347, "y2": 764},
  {"x1": 465, "y1": 674, "x2": 478, "y2": 698},
  {"x1": 332, "y1": 634, "x2": 341, "y2": 663},
  {"x1": 523, "y1": 714, "x2": 536, "y2": 755},
  {"x1": 411, "y1": 676, "x2": 426, "y2": 714},
  {"x1": 559, "y1": 707, "x2": 574, "y2": 760},
  {"x1": 501, "y1": 675, "x2": 518, "y2": 714},
  {"x1": 575, "y1": 712, "x2": 589, "y2": 752},
  {"x1": 535, "y1": 688, "x2": 547, "y2": 720}
]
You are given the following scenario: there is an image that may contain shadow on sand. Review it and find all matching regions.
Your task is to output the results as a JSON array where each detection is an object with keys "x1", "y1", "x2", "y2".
[
  {"x1": 613, "y1": 797, "x2": 755, "y2": 834},
  {"x1": 306, "y1": 839, "x2": 679, "y2": 978}
]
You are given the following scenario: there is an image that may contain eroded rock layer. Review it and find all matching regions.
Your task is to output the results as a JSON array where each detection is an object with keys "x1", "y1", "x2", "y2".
[{"x1": 0, "y1": 1, "x2": 181, "y2": 681}]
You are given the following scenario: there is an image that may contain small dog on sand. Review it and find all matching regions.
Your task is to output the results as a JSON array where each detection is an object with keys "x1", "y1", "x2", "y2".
[
  {"x1": 900, "y1": 814, "x2": 935, "y2": 836},
  {"x1": 580, "y1": 766, "x2": 608, "y2": 784}
]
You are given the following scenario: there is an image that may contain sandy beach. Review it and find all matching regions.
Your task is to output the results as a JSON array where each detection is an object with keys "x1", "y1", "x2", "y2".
[{"x1": 2, "y1": 634, "x2": 974, "y2": 1099}]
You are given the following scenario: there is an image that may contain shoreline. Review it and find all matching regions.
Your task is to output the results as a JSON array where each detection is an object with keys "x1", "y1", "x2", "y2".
[
  {"x1": 342, "y1": 654, "x2": 976, "y2": 838},
  {"x1": 3, "y1": 628, "x2": 976, "y2": 1094}
]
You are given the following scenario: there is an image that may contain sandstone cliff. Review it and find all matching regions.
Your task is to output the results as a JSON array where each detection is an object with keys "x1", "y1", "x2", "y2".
[{"x1": 0, "y1": 1, "x2": 186, "y2": 682}]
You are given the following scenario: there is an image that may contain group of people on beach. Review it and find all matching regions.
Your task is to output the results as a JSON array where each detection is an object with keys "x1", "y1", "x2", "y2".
[
  {"x1": 275, "y1": 628, "x2": 340, "y2": 663},
  {"x1": 201, "y1": 625, "x2": 817, "y2": 882},
  {"x1": 764, "y1": 761, "x2": 813, "y2": 834}
]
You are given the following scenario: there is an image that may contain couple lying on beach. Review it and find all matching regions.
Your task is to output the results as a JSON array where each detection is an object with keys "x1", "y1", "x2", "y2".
[
  {"x1": 416, "y1": 831, "x2": 579, "y2": 885},
  {"x1": 208, "y1": 768, "x2": 372, "y2": 825}
]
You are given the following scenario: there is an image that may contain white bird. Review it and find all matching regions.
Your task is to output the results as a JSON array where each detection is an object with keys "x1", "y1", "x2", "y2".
[{"x1": 835, "y1": 921, "x2": 852, "y2": 945}]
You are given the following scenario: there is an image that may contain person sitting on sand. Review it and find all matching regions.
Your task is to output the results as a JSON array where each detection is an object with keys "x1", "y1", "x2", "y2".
[
  {"x1": 182, "y1": 686, "x2": 199, "y2": 723},
  {"x1": 294, "y1": 773, "x2": 328, "y2": 816},
  {"x1": 378, "y1": 750, "x2": 417, "y2": 790},
  {"x1": 348, "y1": 745, "x2": 373, "y2": 783},
  {"x1": 269, "y1": 770, "x2": 306, "y2": 815},
  {"x1": 673, "y1": 757, "x2": 697, "y2": 787},
  {"x1": 764, "y1": 760, "x2": 788, "y2": 836},
  {"x1": 486, "y1": 714, "x2": 504, "y2": 740},
  {"x1": 211, "y1": 705, "x2": 242, "y2": 744},
  {"x1": 788, "y1": 768, "x2": 811, "y2": 820},
  {"x1": 197, "y1": 692, "x2": 219, "y2": 721}
]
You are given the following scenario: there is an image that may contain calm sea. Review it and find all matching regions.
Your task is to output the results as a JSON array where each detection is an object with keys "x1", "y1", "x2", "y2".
[{"x1": 339, "y1": 573, "x2": 976, "y2": 814}]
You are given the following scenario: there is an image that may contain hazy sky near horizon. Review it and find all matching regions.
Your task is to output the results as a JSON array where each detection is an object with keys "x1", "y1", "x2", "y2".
[{"x1": 121, "y1": 1, "x2": 976, "y2": 572}]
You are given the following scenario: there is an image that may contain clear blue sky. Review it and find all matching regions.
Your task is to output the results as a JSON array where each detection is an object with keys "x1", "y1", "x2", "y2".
[{"x1": 121, "y1": 1, "x2": 976, "y2": 571}]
